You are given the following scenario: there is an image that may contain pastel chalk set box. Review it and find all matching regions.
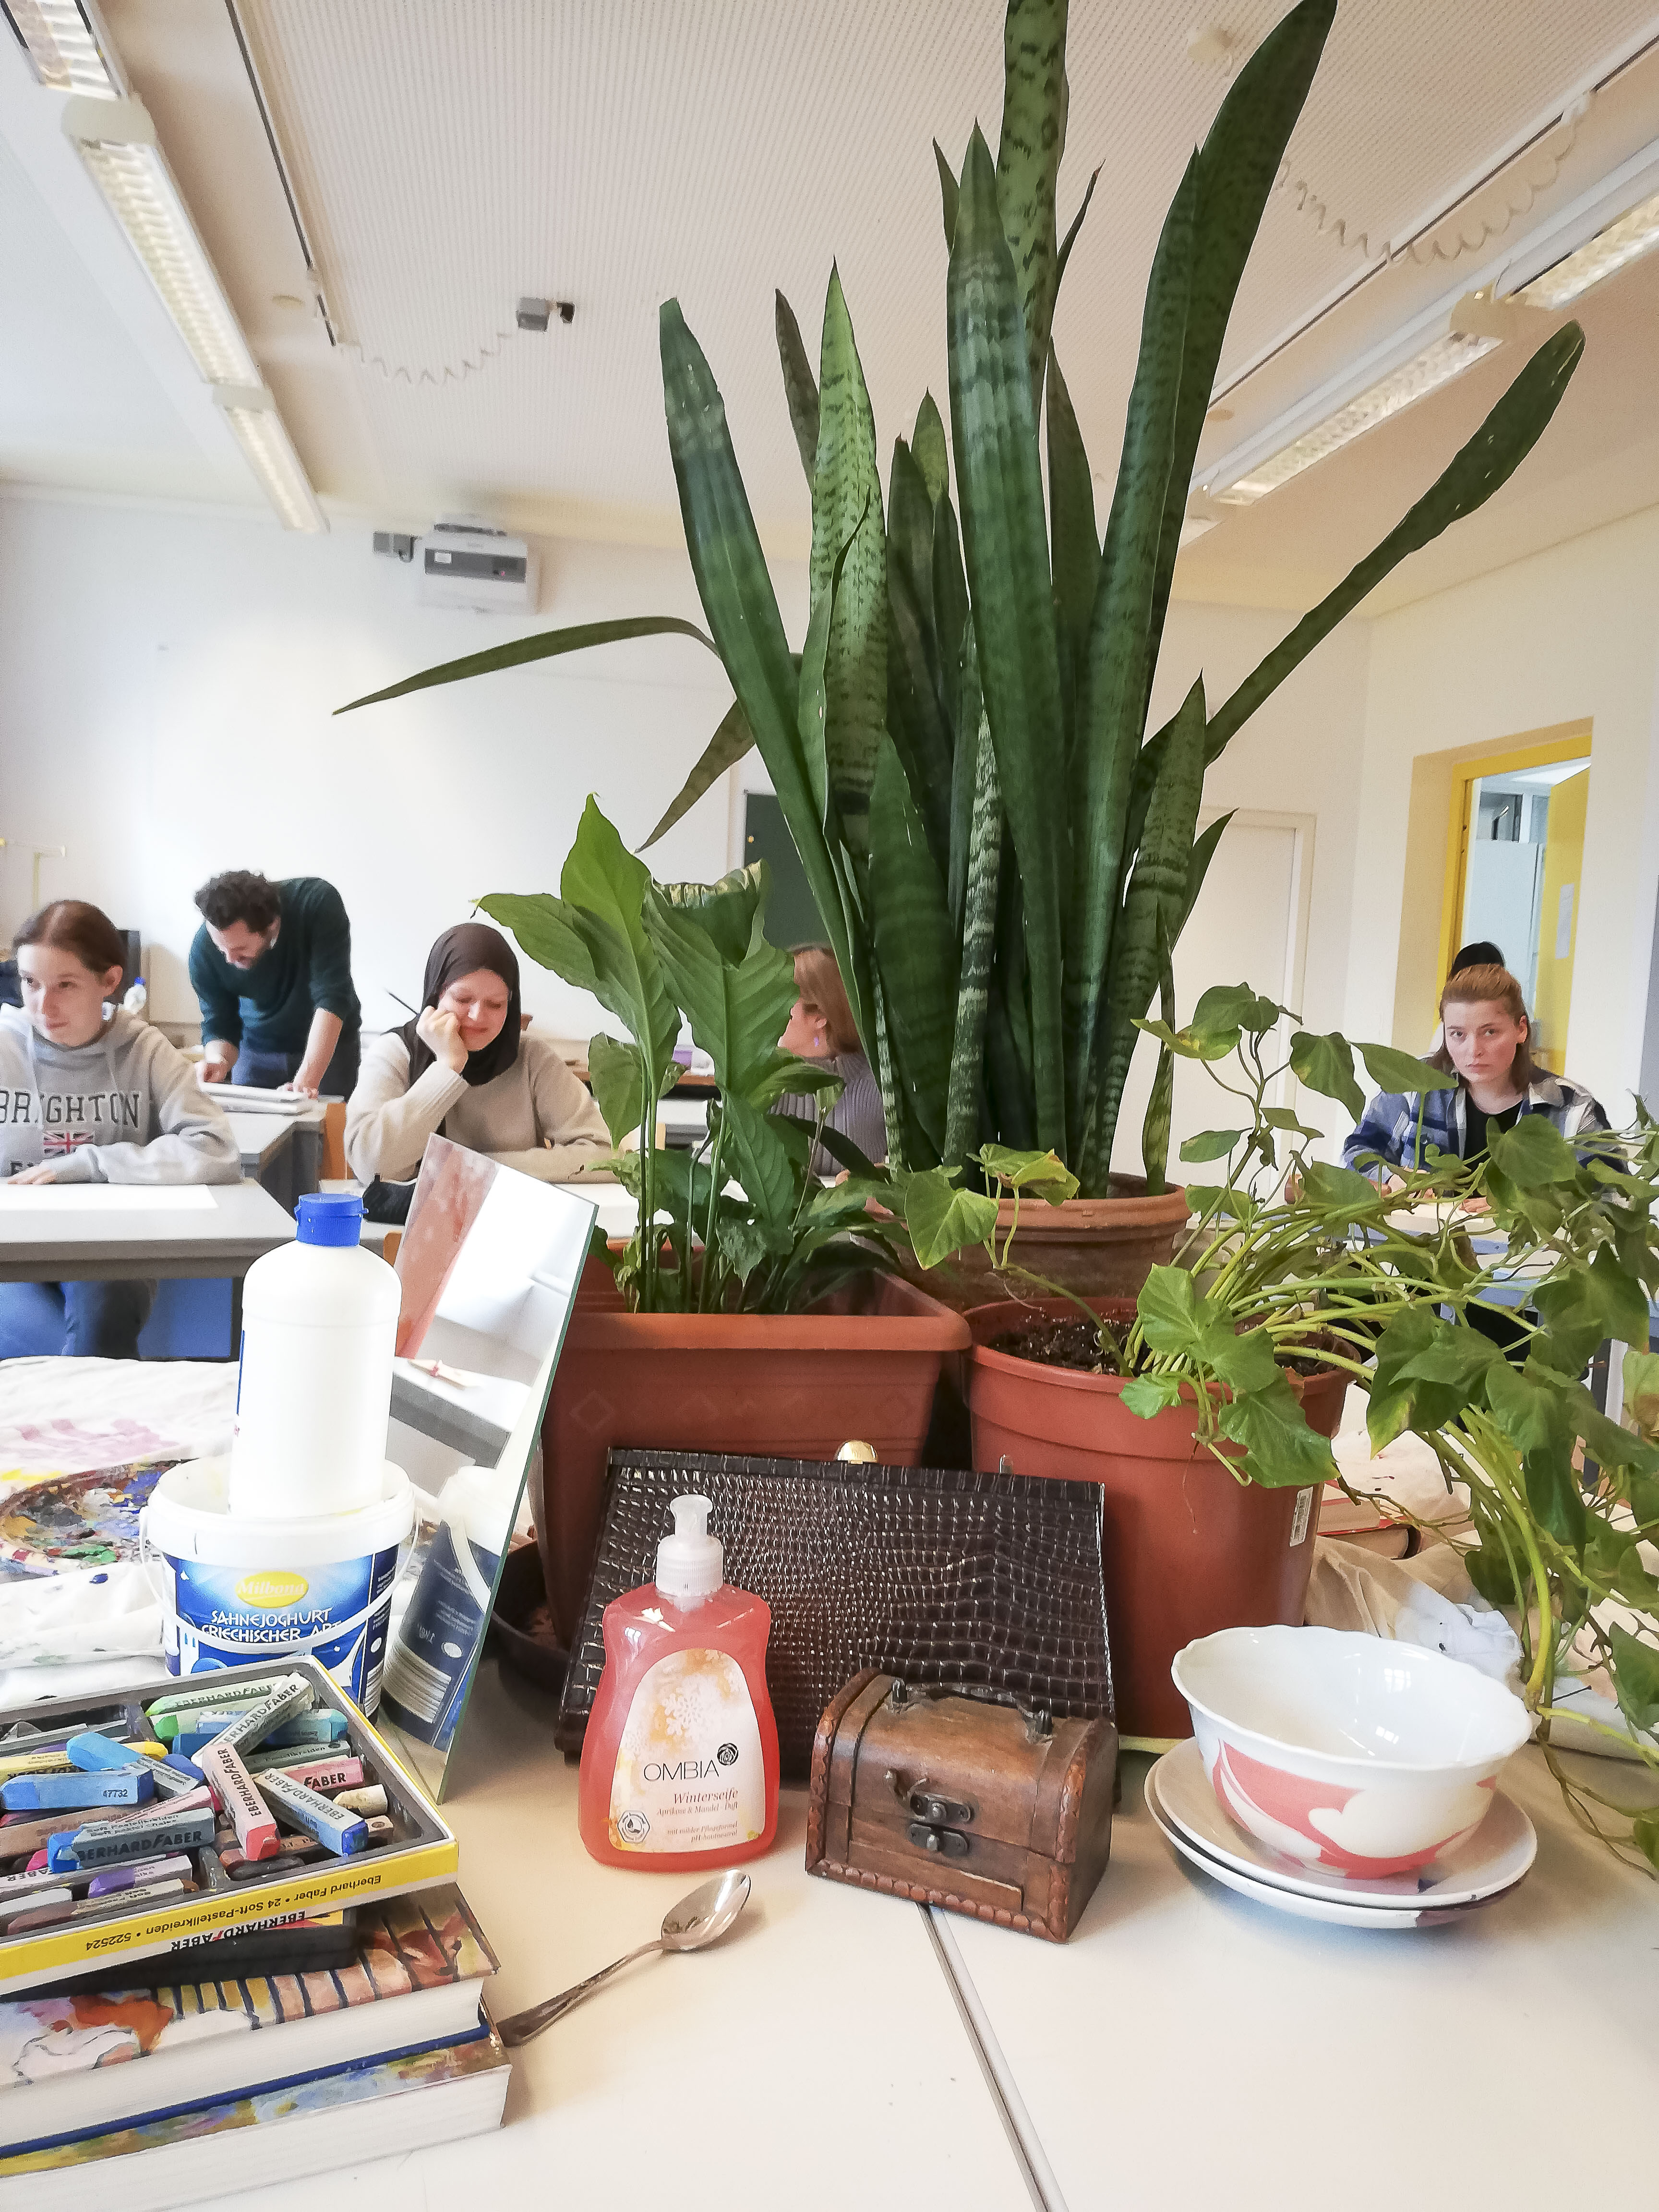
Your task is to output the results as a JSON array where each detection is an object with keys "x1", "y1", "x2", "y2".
[{"x1": 0, "y1": 1656, "x2": 456, "y2": 1996}]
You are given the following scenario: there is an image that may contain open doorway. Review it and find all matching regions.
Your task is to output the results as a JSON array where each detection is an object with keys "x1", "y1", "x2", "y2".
[{"x1": 1438, "y1": 733, "x2": 1591, "y2": 1073}]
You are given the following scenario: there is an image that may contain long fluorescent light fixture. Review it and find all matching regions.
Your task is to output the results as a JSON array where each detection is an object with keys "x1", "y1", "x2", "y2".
[
  {"x1": 1199, "y1": 134, "x2": 1659, "y2": 516},
  {"x1": 60, "y1": 95, "x2": 326, "y2": 531},
  {"x1": 213, "y1": 385, "x2": 326, "y2": 533},
  {"x1": 1, "y1": 0, "x2": 119, "y2": 95}
]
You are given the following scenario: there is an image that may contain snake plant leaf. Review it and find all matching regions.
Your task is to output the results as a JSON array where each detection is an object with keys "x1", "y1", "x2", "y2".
[
  {"x1": 934, "y1": 140, "x2": 960, "y2": 250},
  {"x1": 1066, "y1": 156, "x2": 1196, "y2": 1150},
  {"x1": 994, "y1": 0, "x2": 1069, "y2": 408},
  {"x1": 1045, "y1": 346, "x2": 1099, "y2": 741},
  {"x1": 947, "y1": 627, "x2": 983, "y2": 927},
  {"x1": 1205, "y1": 324, "x2": 1586, "y2": 764},
  {"x1": 659, "y1": 300, "x2": 866, "y2": 1043},
  {"x1": 335, "y1": 615, "x2": 717, "y2": 715},
  {"x1": 1181, "y1": 811, "x2": 1233, "y2": 931},
  {"x1": 775, "y1": 289, "x2": 820, "y2": 487},
  {"x1": 913, "y1": 393, "x2": 950, "y2": 505},
  {"x1": 948, "y1": 125, "x2": 1068, "y2": 1156},
  {"x1": 903, "y1": 1163, "x2": 999, "y2": 1270},
  {"x1": 640, "y1": 696, "x2": 755, "y2": 850},
  {"x1": 945, "y1": 705, "x2": 1000, "y2": 1160},
  {"x1": 886, "y1": 436, "x2": 954, "y2": 870},
  {"x1": 588, "y1": 1034, "x2": 650, "y2": 1149},
  {"x1": 869, "y1": 737, "x2": 957, "y2": 1161},
  {"x1": 932, "y1": 485, "x2": 970, "y2": 741},
  {"x1": 1143, "y1": 0, "x2": 1338, "y2": 710},
  {"x1": 811, "y1": 267, "x2": 888, "y2": 857},
  {"x1": 1088, "y1": 678, "x2": 1206, "y2": 1185},
  {"x1": 1141, "y1": 906, "x2": 1178, "y2": 1192},
  {"x1": 643, "y1": 880, "x2": 795, "y2": 1101},
  {"x1": 1054, "y1": 163, "x2": 1099, "y2": 296}
]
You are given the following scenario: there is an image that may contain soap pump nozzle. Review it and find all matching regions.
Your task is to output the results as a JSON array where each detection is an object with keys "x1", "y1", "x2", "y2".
[{"x1": 655, "y1": 1493, "x2": 724, "y2": 1610}]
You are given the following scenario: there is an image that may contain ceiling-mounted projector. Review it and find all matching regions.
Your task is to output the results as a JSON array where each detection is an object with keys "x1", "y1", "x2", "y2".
[{"x1": 419, "y1": 515, "x2": 539, "y2": 612}]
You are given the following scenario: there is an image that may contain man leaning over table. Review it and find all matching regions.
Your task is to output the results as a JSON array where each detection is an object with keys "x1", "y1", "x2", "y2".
[{"x1": 189, "y1": 871, "x2": 361, "y2": 1100}]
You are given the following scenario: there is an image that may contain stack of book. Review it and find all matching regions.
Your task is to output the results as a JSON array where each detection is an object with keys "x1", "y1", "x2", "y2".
[
  {"x1": 0, "y1": 1662, "x2": 509, "y2": 2204},
  {"x1": 0, "y1": 1887, "x2": 508, "y2": 2207}
]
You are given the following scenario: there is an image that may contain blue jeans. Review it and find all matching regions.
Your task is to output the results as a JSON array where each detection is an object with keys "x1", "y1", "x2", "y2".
[
  {"x1": 0, "y1": 1278, "x2": 156, "y2": 1358},
  {"x1": 233, "y1": 1034, "x2": 359, "y2": 1096}
]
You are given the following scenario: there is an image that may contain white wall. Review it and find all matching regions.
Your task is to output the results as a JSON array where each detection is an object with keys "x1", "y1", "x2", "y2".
[
  {"x1": 1351, "y1": 504, "x2": 1659, "y2": 1121},
  {"x1": 0, "y1": 492, "x2": 808, "y2": 1044},
  {"x1": 0, "y1": 492, "x2": 1371, "y2": 1162}
]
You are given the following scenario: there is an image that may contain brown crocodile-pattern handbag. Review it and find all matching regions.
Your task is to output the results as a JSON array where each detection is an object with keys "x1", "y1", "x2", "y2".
[{"x1": 554, "y1": 1451, "x2": 1113, "y2": 1778}]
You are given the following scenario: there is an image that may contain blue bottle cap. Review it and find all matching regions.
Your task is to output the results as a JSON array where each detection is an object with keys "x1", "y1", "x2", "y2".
[{"x1": 295, "y1": 1192, "x2": 364, "y2": 1247}]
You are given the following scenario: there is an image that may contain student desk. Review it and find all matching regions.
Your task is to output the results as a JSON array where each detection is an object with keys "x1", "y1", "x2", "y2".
[
  {"x1": 0, "y1": 1180, "x2": 295, "y2": 1352},
  {"x1": 190, "y1": 1661, "x2": 1659, "y2": 2212},
  {"x1": 223, "y1": 1102, "x2": 326, "y2": 1213}
]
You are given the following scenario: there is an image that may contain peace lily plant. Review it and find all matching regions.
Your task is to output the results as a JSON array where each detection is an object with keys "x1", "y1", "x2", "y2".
[
  {"x1": 340, "y1": 0, "x2": 1584, "y2": 1201},
  {"x1": 915, "y1": 986, "x2": 1659, "y2": 1874}
]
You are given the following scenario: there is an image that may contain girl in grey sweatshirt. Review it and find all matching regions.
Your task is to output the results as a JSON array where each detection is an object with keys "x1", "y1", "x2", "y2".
[{"x1": 0, "y1": 1005, "x2": 239, "y2": 1184}]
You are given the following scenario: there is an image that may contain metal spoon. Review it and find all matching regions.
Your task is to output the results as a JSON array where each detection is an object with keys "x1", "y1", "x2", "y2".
[{"x1": 495, "y1": 1868, "x2": 752, "y2": 2047}]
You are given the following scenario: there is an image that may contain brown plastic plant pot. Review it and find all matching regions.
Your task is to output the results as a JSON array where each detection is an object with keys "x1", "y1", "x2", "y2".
[
  {"x1": 964, "y1": 1297, "x2": 1346, "y2": 1741},
  {"x1": 534, "y1": 1272, "x2": 970, "y2": 1646},
  {"x1": 915, "y1": 1177, "x2": 1191, "y2": 1311}
]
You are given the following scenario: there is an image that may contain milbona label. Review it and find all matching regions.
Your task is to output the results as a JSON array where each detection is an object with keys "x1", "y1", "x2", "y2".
[{"x1": 157, "y1": 1546, "x2": 400, "y2": 1713}]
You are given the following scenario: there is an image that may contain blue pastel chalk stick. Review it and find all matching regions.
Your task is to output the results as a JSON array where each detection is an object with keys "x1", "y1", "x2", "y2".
[
  {"x1": 51, "y1": 1803, "x2": 216, "y2": 1872},
  {"x1": 172, "y1": 1733, "x2": 215, "y2": 1759},
  {"x1": 253, "y1": 1768, "x2": 367, "y2": 1856},
  {"x1": 263, "y1": 1711, "x2": 349, "y2": 1747},
  {"x1": 65, "y1": 1731, "x2": 147, "y2": 1773},
  {"x1": 2, "y1": 1767, "x2": 153, "y2": 1812}
]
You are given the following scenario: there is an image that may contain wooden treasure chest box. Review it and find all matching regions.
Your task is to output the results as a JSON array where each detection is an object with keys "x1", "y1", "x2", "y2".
[{"x1": 805, "y1": 1671, "x2": 1118, "y2": 1942}]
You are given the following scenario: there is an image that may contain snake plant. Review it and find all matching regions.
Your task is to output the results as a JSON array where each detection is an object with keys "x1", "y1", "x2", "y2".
[{"x1": 339, "y1": 0, "x2": 1583, "y2": 1197}]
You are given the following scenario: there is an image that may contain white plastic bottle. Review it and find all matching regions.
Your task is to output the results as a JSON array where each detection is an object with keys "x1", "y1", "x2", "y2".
[
  {"x1": 122, "y1": 976, "x2": 148, "y2": 1016},
  {"x1": 381, "y1": 1462, "x2": 517, "y2": 1747},
  {"x1": 229, "y1": 1191, "x2": 400, "y2": 1519}
]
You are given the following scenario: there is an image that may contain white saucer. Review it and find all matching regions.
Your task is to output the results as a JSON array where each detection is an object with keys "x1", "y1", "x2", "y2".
[{"x1": 1148, "y1": 1737, "x2": 1536, "y2": 1911}]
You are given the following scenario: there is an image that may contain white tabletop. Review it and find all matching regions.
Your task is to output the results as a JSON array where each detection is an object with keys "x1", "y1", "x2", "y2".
[
  {"x1": 196, "y1": 1658, "x2": 1029, "y2": 2212},
  {"x1": 944, "y1": 1747, "x2": 1659, "y2": 2212},
  {"x1": 0, "y1": 1178, "x2": 295, "y2": 1278}
]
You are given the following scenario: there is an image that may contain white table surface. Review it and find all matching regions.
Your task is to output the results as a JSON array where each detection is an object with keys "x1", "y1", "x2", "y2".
[
  {"x1": 0, "y1": 1178, "x2": 295, "y2": 1278},
  {"x1": 944, "y1": 1746, "x2": 1659, "y2": 2212},
  {"x1": 222, "y1": 1112, "x2": 299, "y2": 1173},
  {"x1": 196, "y1": 1657, "x2": 1030, "y2": 2212}
]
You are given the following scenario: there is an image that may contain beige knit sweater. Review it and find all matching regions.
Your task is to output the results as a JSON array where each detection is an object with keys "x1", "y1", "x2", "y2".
[{"x1": 345, "y1": 1030, "x2": 613, "y2": 1184}]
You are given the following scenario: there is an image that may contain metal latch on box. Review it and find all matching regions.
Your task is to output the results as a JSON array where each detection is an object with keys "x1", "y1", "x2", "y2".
[{"x1": 907, "y1": 1784, "x2": 974, "y2": 1856}]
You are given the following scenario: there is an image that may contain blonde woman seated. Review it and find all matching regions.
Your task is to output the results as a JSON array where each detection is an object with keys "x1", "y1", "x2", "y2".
[
  {"x1": 774, "y1": 944, "x2": 887, "y2": 1175},
  {"x1": 346, "y1": 924, "x2": 610, "y2": 1187}
]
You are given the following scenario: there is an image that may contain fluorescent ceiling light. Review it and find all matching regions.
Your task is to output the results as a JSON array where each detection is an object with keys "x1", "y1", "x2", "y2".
[
  {"x1": 60, "y1": 95, "x2": 326, "y2": 531},
  {"x1": 1517, "y1": 188, "x2": 1659, "y2": 308},
  {"x1": 213, "y1": 385, "x2": 326, "y2": 534},
  {"x1": 63, "y1": 97, "x2": 257, "y2": 385},
  {"x1": 2, "y1": 0, "x2": 118, "y2": 95},
  {"x1": 1199, "y1": 137, "x2": 1659, "y2": 520},
  {"x1": 1213, "y1": 331, "x2": 1501, "y2": 508}
]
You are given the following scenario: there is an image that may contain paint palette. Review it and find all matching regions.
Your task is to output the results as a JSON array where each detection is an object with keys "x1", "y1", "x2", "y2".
[
  {"x1": 0, "y1": 1656, "x2": 456, "y2": 1996},
  {"x1": 0, "y1": 1460, "x2": 178, "y2": 1576}
]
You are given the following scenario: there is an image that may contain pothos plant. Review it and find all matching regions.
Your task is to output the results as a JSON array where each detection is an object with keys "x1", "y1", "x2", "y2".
[
  {"x1": 337, "y1": 0, "x2": 1583, "y2": 1196},
  {"x1": 482, "y1": 798, "x2": 900, "y2": 1313},
  {"x1": 912, "y1": 984, "x2": 1659, "y2": 1871}
]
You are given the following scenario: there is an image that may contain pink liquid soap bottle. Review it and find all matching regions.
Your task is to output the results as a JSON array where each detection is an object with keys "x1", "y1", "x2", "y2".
[{"x1": 578, "y1": 1494, "x2": 779, "y2": 1869}]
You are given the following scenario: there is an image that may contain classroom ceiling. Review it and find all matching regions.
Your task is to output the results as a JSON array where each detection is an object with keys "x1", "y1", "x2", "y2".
[{"x1": 3, "y1": 0, "x2": 1659, "y2": 615}]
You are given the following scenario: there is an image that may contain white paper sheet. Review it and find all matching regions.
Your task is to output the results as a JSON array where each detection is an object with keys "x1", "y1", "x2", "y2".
[{"x1": 0, "y1": 1184, "x2": 217, "y2": 1211}]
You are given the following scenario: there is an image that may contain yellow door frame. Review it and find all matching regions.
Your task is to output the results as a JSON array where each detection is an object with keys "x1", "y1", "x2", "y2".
[{"x1": 1436, "y1": 724, "x2": 1593, "y2": 988}]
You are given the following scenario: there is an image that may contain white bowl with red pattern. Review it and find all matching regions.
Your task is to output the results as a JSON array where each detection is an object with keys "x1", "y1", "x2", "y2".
[{"x1": 1170, "y1": 1625, "x2": 1532, "y2": 1877}]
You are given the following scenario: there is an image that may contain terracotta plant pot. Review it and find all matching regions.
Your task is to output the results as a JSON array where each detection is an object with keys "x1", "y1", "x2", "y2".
[
  {"x1": 534, "y1": 1274, "x2": 970, "y2": 1645},
  {"x1": 964, "y1": 1297, "x2": 1346, "y2": 1741},
  {"x1": 918, "y1": 1176, "x2": 1191, "y2": 1310}
]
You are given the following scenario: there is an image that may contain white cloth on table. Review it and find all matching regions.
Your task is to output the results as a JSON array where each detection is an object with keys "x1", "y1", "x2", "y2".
[
  {"x1": 0, "y1": 1357, "x2": 236, "y2": 1478},
  {"x1": 0, "y1": 1563, "x2": 170, "y2": 1706}
]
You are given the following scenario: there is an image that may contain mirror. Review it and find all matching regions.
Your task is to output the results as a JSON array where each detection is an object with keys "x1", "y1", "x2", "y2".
[{"x1": 374, "y1": 1136, "x2": 595, "y2": 1798}]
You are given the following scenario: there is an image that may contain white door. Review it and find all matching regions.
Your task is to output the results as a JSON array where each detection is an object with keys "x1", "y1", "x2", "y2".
[{"x1": 1109, "y1": 811, "x2": 1314, "y2": 1183}]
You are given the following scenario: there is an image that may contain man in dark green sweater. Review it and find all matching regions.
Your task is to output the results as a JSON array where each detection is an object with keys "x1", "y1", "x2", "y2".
[{"x1": 189, "y1": 872, "x2": 361, "y2": 1098}]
